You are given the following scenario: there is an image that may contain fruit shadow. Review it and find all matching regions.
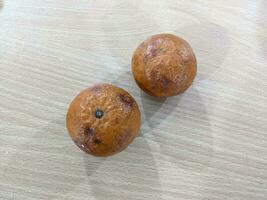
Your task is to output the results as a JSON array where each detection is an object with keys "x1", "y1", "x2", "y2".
[
  {"x1": 111, "y1": 68, "x2": 214, "y2": 172},
  {"x1": 0, "y1": 110, "x2": 105, "y2": 199},
  {"x1": 41, "y1": 116, "x2": 104, "y2": 198},
  {"x1": 85, "y1": 137, "x2": 163, "y2": 200},
  {"x1": 177, "y1": 22, "x2": 230, "y2": 81},
  {"x1": 140, "y1": 91, "x2": 181, "y2": 133},
  {"x1": 142, "y1": 87, "x2": 214, "y2": 172}
]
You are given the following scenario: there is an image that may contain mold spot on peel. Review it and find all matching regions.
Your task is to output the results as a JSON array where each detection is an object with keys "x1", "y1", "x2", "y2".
[
  {"x1": 94, "y1": 138, "x2": 102, "y2": 145},
  {"x1": 143, "y1": 39, "x2": 161, "y2": 63},
  {"x1": 162, "y1": 76, "x2": 172, "y2": 90},
  {"x1": 84, "y1": 127, "x2": 95, "y2": 135},
  {"x1": 150, "y1": 46, "x2": 158, "y2": 57},
  {"x1": 119, "y1": 94, "x2": 134, "y2": 108}
]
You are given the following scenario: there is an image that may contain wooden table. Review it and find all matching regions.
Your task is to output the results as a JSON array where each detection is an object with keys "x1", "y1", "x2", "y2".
[{"x1": 1, "y1": 0, "x2": 266, "y2": 199}]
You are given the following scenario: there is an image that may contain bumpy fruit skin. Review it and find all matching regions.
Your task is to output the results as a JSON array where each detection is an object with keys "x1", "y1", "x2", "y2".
[
  {"x1": 132, "y1": 33, "x2": 197, "y2": 97},
  {"x1": 66, "y1": 84, "x2": 141, "y2": 157}
]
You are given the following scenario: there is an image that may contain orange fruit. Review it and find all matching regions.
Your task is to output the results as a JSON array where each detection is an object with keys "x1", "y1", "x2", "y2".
[
  {"x1": 132, "y1": 33, "x2": 197, "y2": 97},
  {"x1": 66, "y1": 84, "x2": 141, "y2": 157}
]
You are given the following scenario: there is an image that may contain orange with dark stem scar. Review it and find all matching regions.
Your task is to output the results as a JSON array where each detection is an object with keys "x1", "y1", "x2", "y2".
[
  {"x1": 132, "y1": 33, "x2": 197, "y2": 97},
  {"x1": 66, "y1": 84, "x2": 141, "y2": 157}
]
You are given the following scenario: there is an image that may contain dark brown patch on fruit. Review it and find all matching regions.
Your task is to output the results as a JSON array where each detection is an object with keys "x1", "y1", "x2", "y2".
[
  {"x1": 143, "y1": 54, "x2": 148, "y2": 64},
  {"x1": 94, "y1": 138, "x2": 102, "y2": 145},
  {"x1": 144, "y1": 40, "x2": 160, "y2": 63},
  {"x1": 149, "y1": 70, "x2": 159, "y2": 88},
  {"x1": 117, "y1": 131, "x2": 132, "y2": 147},
  {"x1": 84, "y1": 127, "x2": 95, "y2": 135},
  {"x1": 115, "y1": 118, "x2": 120, "y2": 124},
  {"x1": 119, "y1": 94, "x2": 134, "y2": 108},
  {"x1": 150, "y1": 46, "x2": 158, "y2": 57},
  {"x1": 162, "y1": 76, "x2": 172, "y2": 90}
]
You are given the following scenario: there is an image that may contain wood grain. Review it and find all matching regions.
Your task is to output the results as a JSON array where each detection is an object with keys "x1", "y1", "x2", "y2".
[{"x1": 0, "y1": 0, "x2": 267, "y2": 199}]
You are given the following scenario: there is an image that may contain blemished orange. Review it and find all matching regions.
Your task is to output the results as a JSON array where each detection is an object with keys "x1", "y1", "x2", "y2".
[
  {"x1": 66, "y1": 84, "x2": 141, "y2": 157},
  {"x1": 132, "y1": 33, "x2": 197, "y2": 97}
]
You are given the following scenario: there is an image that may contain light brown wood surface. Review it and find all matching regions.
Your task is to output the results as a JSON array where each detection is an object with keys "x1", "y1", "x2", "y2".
[{"x1": 0, "y1": 0, "x2": 267, "y2": 199}]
